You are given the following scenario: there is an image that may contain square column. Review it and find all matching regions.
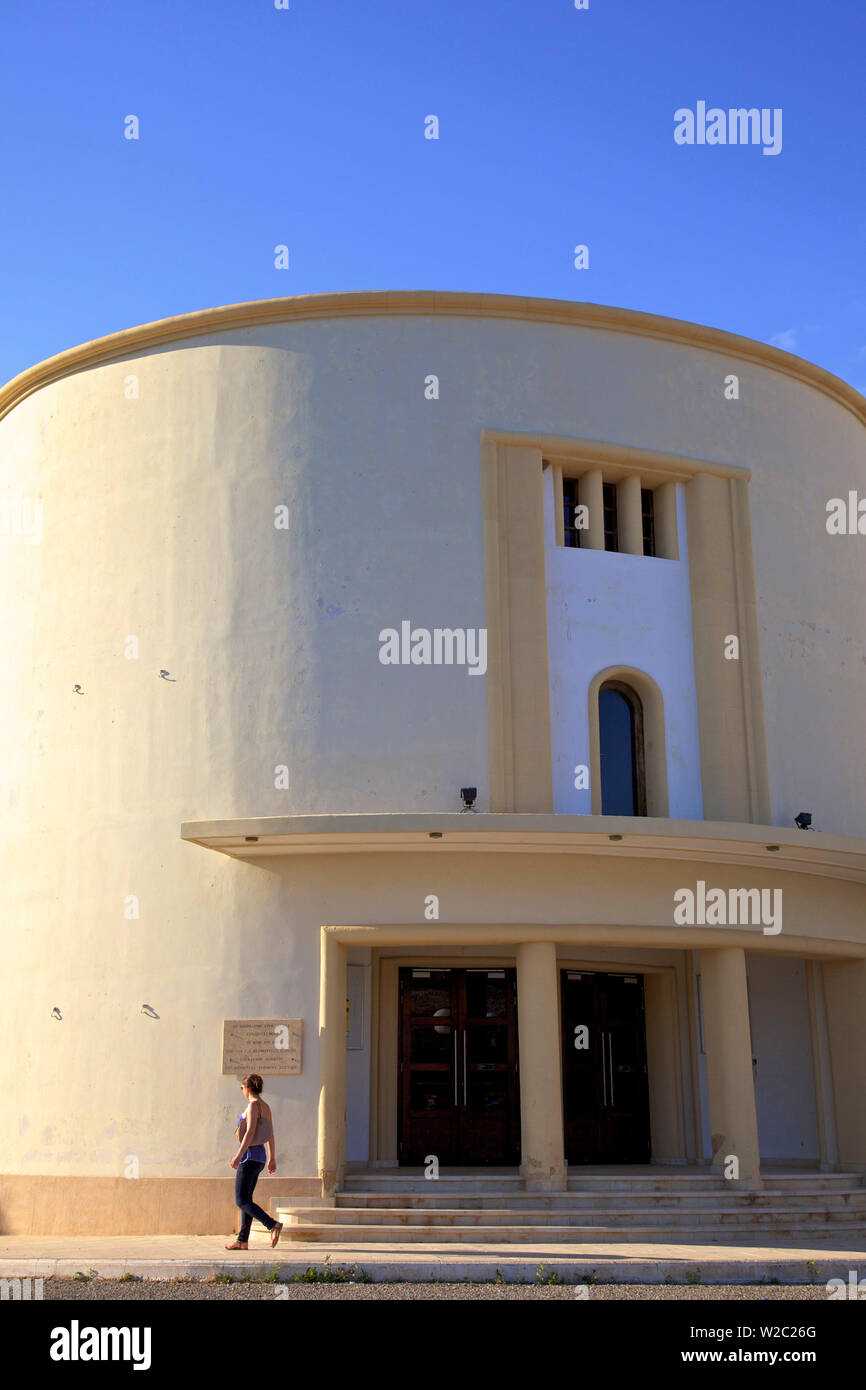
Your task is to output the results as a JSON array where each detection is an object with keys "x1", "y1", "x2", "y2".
[
  {"x1": 577, "y1": 469, "x2": 605, "y2": 549},
  {"x1": 822, "y1": 958, "x2": 866, "y2": 1168},
  {"x1": 654, "y1": 481, "x2": 679, "y2": 560},
  {"x1": 700, "y1": 947, "x2": 762, "y2": 1188},
  {"x1": 516, "y1": 942, "x2": 567, "y2": 1190},
  {"x1": 318, "y1": 929, "x2": 347, "y2": 1196},
  {"x1": 617, "y1": 473, "x2": 644, "y2": 555}
]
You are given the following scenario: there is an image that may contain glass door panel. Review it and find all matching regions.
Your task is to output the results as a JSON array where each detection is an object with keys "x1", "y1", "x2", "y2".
[{"x1": 399, "y1": 968, "x2": 520, "y2": 1165}]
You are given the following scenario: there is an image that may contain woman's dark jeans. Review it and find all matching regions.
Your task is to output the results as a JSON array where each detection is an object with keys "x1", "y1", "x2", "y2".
[{"x1": 235, "y1": 1159, "x2": 276, "y2": 1241}]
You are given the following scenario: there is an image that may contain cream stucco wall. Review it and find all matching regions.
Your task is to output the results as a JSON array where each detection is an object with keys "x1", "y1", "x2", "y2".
[
  {"x1": 2, "y1": 305, "x2": 865, "y2": 824},
  {"x1": 1, "y1": 294, "x2": 865, "y2": 1217},
  {"x1": 1, "y1": 841, "x2": 863, "y2": 1180}
]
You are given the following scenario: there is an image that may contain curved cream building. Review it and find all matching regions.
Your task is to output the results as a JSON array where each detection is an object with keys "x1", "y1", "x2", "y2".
[{"x1": 1, "y1": 292, "x2": 865, "y2": 1240}]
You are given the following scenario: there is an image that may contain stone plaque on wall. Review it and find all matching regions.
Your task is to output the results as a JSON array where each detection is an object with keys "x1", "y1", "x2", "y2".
[{"x1": 221, "y1": 1019, "x2": 303, "y2": 1075}]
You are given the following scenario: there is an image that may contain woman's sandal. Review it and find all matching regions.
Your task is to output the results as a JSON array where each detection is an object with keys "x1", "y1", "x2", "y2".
[
  {"x1": 270, "y1": 1222, "x2": 283, "y2": 1248},
  {"x1": 224, "y1": 1240, "x2": 248, "y2": 1250}
]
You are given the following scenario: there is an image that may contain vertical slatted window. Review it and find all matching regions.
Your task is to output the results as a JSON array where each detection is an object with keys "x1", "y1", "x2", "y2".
[
  {"x1": 602, "y1": 483, "x2": 618, "y2": 551},
  {"x1": 563, "y1": 477, "x2": 581, "y2": 548},
  {"x1": 559, "y1": 473, "x2": 667, "y2": 558},
  {"x1": 641, "y1": 488, "x2": 656, "y2": 557}
]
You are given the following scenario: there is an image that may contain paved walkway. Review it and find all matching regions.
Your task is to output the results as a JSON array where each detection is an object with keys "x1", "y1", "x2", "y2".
[{"x1": 2, "y1": 1234, "x2": 864, "y2": 1284}]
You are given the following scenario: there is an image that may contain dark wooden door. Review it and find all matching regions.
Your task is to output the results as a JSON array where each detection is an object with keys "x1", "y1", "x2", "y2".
[
  {"x1": 561, "y1": 970, "x2": 651, "y2": 1164},
  {"x1": 399, "y1": 968, "x2": 520, "y2": 1165}
]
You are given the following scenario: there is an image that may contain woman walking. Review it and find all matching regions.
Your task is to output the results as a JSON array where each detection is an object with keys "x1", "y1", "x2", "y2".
[{"x1": 226, "y1": 1073, "x2": 283, "y2": 1250}]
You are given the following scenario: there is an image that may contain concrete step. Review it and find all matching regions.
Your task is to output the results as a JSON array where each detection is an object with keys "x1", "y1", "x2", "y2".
[
  {"x1": 342, "y1": 1178, "x2": 526, "y2": 1194},
  {"x1": 341, "y1": 1173, "x2": 862, "y2": 1195},
  {"x1": 253, "y1": 1220, "x2": 866, "y2": 1245},
  {"x1": 333, "y1": 1190, "x2": 866, "y2": 1212},
  {"x1": 274, "y1": 1172, "x2": 866, "y2": 1245},
  {"x1": 276, "y1": 1205, "x2": 866, "y2": 1229},
  {"x1": 564, "y1": 1174, "x2": 863, "y2": 1193}
]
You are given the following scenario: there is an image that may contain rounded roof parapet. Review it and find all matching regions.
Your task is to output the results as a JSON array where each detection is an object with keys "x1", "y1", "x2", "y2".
[{"x1": 1, "y1": 290, "x2": 864, "y2": 427}]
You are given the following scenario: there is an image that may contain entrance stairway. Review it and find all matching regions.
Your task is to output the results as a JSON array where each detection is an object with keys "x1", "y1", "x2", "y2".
[{"x1": 254, "y1": 1168, "x2": 866, "y2": 1245}]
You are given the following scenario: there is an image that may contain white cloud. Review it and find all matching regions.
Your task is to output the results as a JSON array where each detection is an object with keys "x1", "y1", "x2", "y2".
[{"x1": 769, "y1": 329, "x2": 798, "y2": 351}]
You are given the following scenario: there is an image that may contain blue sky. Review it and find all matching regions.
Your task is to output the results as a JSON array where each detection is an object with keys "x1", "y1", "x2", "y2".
[{"x1": 1, "y1": 0, "x2": 864, "y2": 391}]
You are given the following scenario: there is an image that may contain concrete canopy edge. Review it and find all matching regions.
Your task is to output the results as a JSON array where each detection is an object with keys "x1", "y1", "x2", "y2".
[{"x1": 179, "y1": 813, "x2": 866, "y2": 884}]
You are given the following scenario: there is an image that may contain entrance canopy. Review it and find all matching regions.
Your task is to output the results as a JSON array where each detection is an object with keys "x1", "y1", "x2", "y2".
[{"x1": 182, "y1": 811, "x2": 866, "y2": 886}]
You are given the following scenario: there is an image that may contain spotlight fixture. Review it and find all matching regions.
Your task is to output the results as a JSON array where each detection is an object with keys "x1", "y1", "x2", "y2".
[
  {"x1": 460, "y1": 787, "x2": 477, "y2": 812},
  {"x1": 794, "y1": 811, "x2": 813, "y2": 831}
]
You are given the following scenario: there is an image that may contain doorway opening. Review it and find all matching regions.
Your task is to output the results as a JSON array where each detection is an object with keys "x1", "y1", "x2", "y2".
[
  {"x1": 398, "y1": 967, "x2": 520, "y2": 1165},
  {"x1": 561, "y1": 969, "x2": 651, "y2": 1163}
]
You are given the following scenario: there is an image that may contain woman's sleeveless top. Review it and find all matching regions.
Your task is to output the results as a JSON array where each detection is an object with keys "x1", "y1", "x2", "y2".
[
  {"x1": 237, "y1": 1100, "x2": 273, "y2": 1161},
  {"x1": 249, "y1": 1100, "x2": 274, "y2": 1146}
]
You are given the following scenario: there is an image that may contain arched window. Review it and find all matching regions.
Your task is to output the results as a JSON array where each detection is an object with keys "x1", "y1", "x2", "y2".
[{"x1": 598, "y1": 680, "x2": 647, "y2": 816}]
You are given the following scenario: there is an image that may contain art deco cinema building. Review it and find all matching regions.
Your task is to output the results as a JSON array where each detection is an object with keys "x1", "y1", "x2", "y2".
[{"x1": 2, "y1": 291, "x2": 865, "y2": 1241}]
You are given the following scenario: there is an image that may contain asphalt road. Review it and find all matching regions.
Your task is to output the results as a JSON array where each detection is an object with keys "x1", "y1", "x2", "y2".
[{"x1": 42, "y1": 1278, "x2": 836, "y2": 1300}]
